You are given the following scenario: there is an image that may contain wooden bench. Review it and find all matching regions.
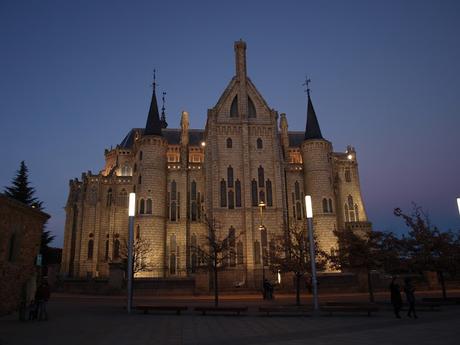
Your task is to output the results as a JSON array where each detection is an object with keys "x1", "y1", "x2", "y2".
[
  {"x1": 258, "y1": 306, "x2": 312, "y2": 316},
  {"x1": 321, "y1": 304, "x2": 379, "y2": 317},
  {"x1": 135, "y1": 306, "x2": 188, "y2": 315},
  {"x1": 403, "y1": 302, "x2": 440, "y2": 311},
  {"x1": 194, "y1": 306, "x2": 248, "y2": 316},
  {"x1": 423, "y1": 297, "x2": 460, "y2": 305},
  {"x1": 375, "y1": 301, "x2": 441, "y2": 311}
]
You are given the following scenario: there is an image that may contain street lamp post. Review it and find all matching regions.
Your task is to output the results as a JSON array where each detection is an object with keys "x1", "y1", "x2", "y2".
[
  {"x1": 258, "y1": 201, "x2": 266, "y2": 285},
  {"x1": 127, "y1": 192, "x2": 136, "y2": 314},
  {"x1": 305, "y1": 195, "x2": 319, "y2": 311}
]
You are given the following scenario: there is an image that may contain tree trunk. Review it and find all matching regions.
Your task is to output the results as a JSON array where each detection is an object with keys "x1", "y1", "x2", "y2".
[
  {"x1": 295, "y1": 274, "x2": 301, "y2": 306},
  {"x1": 438, "y1": 271, "x2": 447, "y2": 300},
  {"x1": 367, "y1": 270, "x2": 374, "y2": 303}
]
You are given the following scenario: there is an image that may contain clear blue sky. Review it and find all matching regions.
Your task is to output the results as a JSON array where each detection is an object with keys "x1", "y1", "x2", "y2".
[{"x1": 1, "y1": 0, "x2": 459, "y2": 246}]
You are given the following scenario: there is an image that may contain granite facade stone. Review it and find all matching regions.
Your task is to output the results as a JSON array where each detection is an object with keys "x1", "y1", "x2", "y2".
[{"x1": 61, "y1": 41, "x2": 372, "y2": 290}]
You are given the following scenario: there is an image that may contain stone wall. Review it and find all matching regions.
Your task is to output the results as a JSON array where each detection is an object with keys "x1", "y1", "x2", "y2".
[{"x1": 0, "y1": 195, "x2": 49, "y2": 315}]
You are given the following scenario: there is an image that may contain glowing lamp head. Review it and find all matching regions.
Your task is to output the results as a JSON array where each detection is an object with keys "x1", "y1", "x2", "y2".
[
  {"x1": 201, "y1": 141, "x2": 206, "y2": 147},
  {"x1": 457, "y1": 197, "x2": 460, "y2": 215},
  {"x1": 347, "y1": 154, "x2": 353, "y2": 160},
  {"x1": 258, "y1": 201, "x2": 266, "y2": 208},
  {"x1": 305, "y1": 195, "x2": 313, "y2": 218},
  {"x1": 128, "y1": 193, "x2": 136, "y2": 216}
]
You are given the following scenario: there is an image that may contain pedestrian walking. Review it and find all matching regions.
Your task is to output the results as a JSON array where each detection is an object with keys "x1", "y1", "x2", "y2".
[
  {"x1": 404, "y1": 277, "x2": 417, "y2": 319},
  {"x1": 389, "y1": 277, "x2": 402, "y2": 318},
  {"x1": 35, "y1": 281, "x2": 51, "y2": 321}
]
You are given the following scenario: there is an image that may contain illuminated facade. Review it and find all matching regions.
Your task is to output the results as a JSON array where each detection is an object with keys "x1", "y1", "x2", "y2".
[{"x1": 61, "y1": 41, "x2": 372, "y2": 288}]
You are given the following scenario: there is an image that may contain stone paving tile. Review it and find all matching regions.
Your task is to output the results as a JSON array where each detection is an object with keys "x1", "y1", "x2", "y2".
[{"x1": 1, "y1": 294, "x2": 460, "y2": 345}]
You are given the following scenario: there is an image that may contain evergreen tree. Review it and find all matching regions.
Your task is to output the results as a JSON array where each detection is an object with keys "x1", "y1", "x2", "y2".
[
  {"x1": 4, "y1": 161, "x2": 42, "y2": 209},
  {"x1": 4, "y1": 161, "x2": 55, "y2": 264}
]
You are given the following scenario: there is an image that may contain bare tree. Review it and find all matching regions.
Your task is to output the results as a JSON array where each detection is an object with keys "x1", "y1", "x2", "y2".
[
  {"x1": 395, "y1": 205, "x2": 460, "y2": 299},
  {"x1": 119, "y1": 237, "x2": 154, "y2": 276},
  {"x1": 269, "y1": 221, "x2": 327, "y2": 306},
  {"x1": 193, "y1": 216, "x2": 242, "y2": 307}
]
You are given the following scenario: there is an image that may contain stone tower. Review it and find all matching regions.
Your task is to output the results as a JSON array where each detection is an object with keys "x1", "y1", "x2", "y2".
[
  {"x1": 203, "y1": 40, "x2": 286, "y2": 288},
  {"x1": 134, "y1": 81, "x2": 168, "y2": 276},
  {"x1": 300, "y1": 91, "x2": 338, "y2": 253}
]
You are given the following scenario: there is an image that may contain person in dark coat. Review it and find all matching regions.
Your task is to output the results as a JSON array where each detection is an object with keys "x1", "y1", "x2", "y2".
[
  {"x1": 404, "y1": 277, "x2": 417, "y2": 319},
  {"x1": 389, "y1": 277, "x2": 402, "y2": 318},
  {"x1": 35, "y1": 281, "x2": 50, "y2": 321}
]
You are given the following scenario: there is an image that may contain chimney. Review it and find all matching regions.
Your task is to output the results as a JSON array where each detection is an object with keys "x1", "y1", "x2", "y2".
[{"x1": 234, "y1": 40, "x2": 247, "y2": 81}]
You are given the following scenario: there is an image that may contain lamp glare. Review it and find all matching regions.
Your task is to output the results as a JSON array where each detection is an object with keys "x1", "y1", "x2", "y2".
[
  {"x1": 305, "y1": 195, "x2": 313, "y2": 219},
  {"x1": 129, "y1": 193, "x2": 136, "y2": 216}
]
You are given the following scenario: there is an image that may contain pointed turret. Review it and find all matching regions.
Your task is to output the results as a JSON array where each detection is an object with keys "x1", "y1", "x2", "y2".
[
  {"x1": 304, "y1": 91, "x2": 323, "y2": 140},
  {"x1": 144, "y1": 73, "x2": 163, "y2": 136}
]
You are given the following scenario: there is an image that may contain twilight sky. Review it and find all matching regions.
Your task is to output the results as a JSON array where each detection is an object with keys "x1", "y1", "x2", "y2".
[{"x1": 1, "y1": 0, "x2": 459, "y2": 246}]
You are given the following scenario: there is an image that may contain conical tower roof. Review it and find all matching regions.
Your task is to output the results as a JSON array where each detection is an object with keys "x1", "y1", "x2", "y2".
[
  {"x1": 304, "y1": 92, "x2": 323, "y2": 140},
  {"x1": 144, "y1": 81, "x2": 163, "y2": 136}
]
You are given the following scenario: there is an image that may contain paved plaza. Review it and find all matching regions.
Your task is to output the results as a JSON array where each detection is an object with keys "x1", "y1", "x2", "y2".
[{"x1": 1, "y1": 292, "x2": 460, "y2": 345}]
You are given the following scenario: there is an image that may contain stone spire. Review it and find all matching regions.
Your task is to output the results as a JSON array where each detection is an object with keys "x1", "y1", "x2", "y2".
[
  {"x1": 234, "y1": 40, "x2": 247, "y2": 81},
  {"x1": 279, "y1": 113, "x2": 289, "y2": 155},
  {"x1": 160, "y1": 92, "x2": 168, "y2": 129},
  {"x1": 304, "y1": 90, "x2": 323, "y2": 140},
  {"x1": 180, "y1": 111, "x2": 189, "y2": 146},
  {"x1": 144, "y1": 70, "x2": 163, "y2": 136}
]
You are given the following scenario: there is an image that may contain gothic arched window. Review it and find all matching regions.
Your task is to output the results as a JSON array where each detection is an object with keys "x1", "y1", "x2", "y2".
[
  {"x1": 227, "y1": 166, "x2": 234, "y2": 188},
  {"x1": 228, "y1": 227, "x2": 236, "y2": 267},
  {"x1": 348, "y1": 195, "x2": 354, "y2": 209},
  {"x1": 328, "y1": 198, "x2": 333, "y2": 213},
  {"x1": 256, "y1": 138, "x2": 263, "y2": 149},
  {"x1": 138, "y1": 175, "x2": 142, "y2": 185},
  {"x1": 136, "y1": 225, "x2": 140, "y2": 240},
  {"x1": 345, "y1": 168, "x2": 351, "y2": 182},
  {"x1": 226, "y1": 137, "x2": 232, "y2": 148},
  {"x1": 258, "y1": 166, "x2": 264, "y2": 188},
  {"x1": 251, "y1": 180, "x2": 258, "y2": 206},
  {"x1": 259, "y1": 190, "x2": 265, "y2": 203},
  {"x1": 235, "y1": 179, "x2": 242, "y2": 207},
  {"x1": 139, "y1": 199, "x2": 145, "y2": 214},
  {"x1": 248, "y1": 96, "x2": 256, "y2": 118},
  {"x1": 146, "y1": 199, "x2": 152, "y2": 214},
  {"x1": 170, "y1": 234, "x2": 177, "y2": 275},
  {"x1": 191, "y1": 234, "x2": 197, "y2": 273},
  {"x1": 118, "y1": 189, "x2": 127, "y2": 207},
  {"x1": 266, "y1": 180, "x2": 273, "y2": 206},
  {"x1": 228, "y1": 190, "x2": 235, "y2": 209},
  {"x1": 87, "y1": 239, "x2": 94, "y2": 260},
  {"x1": 220, "y1": 179, "x2": 227, "y2": 207},
  {"x1": 323, "y1": 198, "x2": 329, "y2": 213},
  {"x1": 230, "y1": 95, "x2": 238, "y2": 117},
  {"x1": 106, "y1": 188, "x2": 113, "y2": 207},
  {"x1": 294, "y1": 181, "x2": 300, "y2": 200}
]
